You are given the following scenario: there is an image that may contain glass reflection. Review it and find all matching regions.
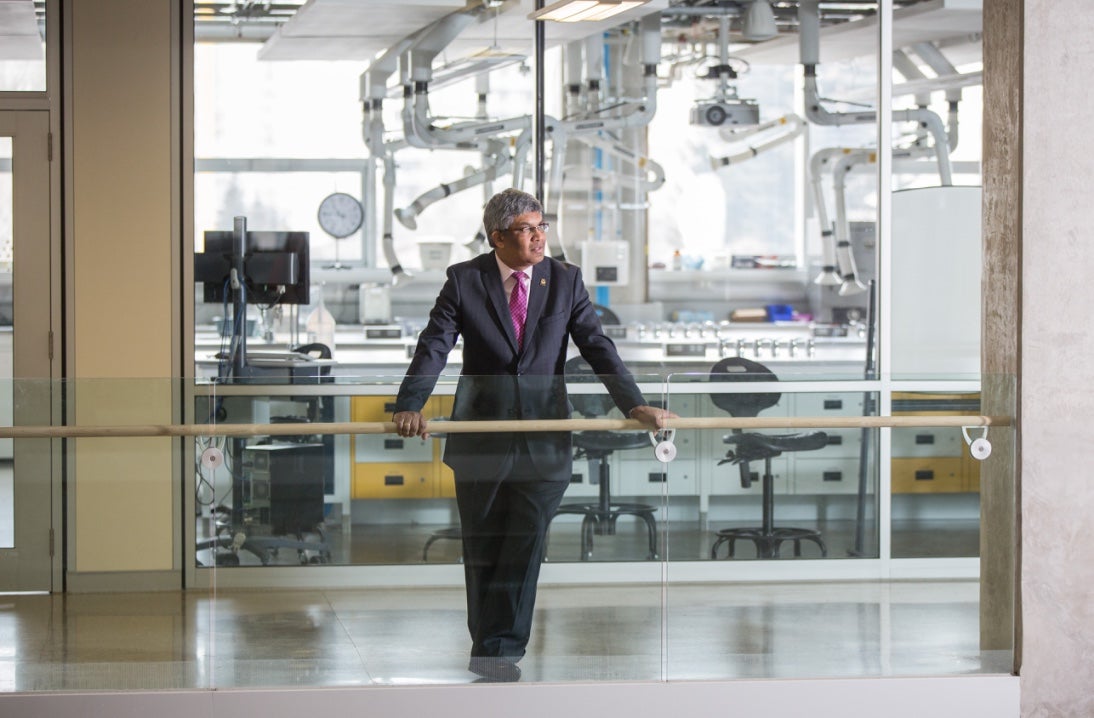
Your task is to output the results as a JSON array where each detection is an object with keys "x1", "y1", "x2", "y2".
[{"x1": 0, "y1": 138, "x2": 11, "y2": 548}]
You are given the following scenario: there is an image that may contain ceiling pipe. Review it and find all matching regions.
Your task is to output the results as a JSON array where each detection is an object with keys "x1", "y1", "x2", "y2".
[
  {"x1": 361, "y1": 33, "x2": 423, "y2": 281},
  {"x1": 831, "y1": 149, "x2": 874, "y2": 296},
  {"x1": 912, "y1": 41, "x2": 964, "y2": 103},
  {"x1": 893, "y1": 49, "x2": 932, "y2": 109},
  {"x1": 808, "y1": 147, "x2": 850, "y2": 286},
  {"x1": 710, "y1": 112, "x2": 805, "y2": 169},
  {"x1": 911, "y1": 41, "x2": 962, "y2": 152},
  {"x1": 541, "y1": 12, "x2": 662, "y2": 250},
  {"x1": 574, "y1": 134, "x2": 666, "y2": 193},
  {"x1": 798, "y1": 0, "x2": 953, "y2": 186}
]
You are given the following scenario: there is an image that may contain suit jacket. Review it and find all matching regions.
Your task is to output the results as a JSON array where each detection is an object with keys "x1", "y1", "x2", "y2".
[{"x1": 394, "y1": 252, "x2": 646, "y2": 481}]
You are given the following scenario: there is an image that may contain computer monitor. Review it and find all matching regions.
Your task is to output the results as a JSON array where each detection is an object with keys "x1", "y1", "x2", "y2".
[{"x1": 195, "y1": 230, "x2": 310, "y2": 306}]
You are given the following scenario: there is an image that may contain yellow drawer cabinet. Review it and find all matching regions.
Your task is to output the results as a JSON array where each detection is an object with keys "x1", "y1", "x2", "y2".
[
  {"x1": 891, "y1": 457, "x2": 966, "y2": 494},
  {"x1": 351, "y1": 461, "x2": 435, "y2": 499},
  {"x1": 891, "y1": 392, "x2": 980, "y2": 495},
  {"x1": 350, "y1": 395, "x2": 455, "y2": 499}
]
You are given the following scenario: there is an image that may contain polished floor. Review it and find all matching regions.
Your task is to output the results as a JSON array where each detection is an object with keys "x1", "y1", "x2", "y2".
[{"x1": 0, "y1": 577, "x2": 1011, "y2": 693}]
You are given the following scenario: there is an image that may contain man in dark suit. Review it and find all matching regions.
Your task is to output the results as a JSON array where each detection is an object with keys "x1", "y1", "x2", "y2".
[{"x1": 392, "y1": 188, "x2": 671, "y2": 682}]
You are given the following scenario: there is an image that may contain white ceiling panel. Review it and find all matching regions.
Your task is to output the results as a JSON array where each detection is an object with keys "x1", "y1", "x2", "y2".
[
  {"x1": 733, "y1": 0, "x2": 983, "y2": 65},
  {"x1": 259, "y1": 0, "x2": 672, "y2": 62}
]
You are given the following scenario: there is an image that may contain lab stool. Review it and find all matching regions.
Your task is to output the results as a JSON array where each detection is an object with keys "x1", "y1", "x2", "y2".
[
  {"x1": 709, "y1": 433, "x2": 829, "y2": 558},
  {"x1": 708, "y1": 357, "x2": 830, "y2": 560},
  {"x1": 550, "y1": 431, "x2": 660, "y2": 561},
  {"x1": 422, "y1": 526, "x2": 462, "y2": 562}
]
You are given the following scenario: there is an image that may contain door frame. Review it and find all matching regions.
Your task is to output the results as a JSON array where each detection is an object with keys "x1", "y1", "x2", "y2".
[{"x1": 0, "y1": 109, "x2": 59, "y2": 592}]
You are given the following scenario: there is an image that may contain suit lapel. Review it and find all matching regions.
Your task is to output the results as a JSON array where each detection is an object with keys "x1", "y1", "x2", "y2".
[
  {"x1": 523, "y1": 261, "x2": 550, "y2": 350},
  {"x1": 481, "y1": 252, "x2": 520, "y2": 352}
]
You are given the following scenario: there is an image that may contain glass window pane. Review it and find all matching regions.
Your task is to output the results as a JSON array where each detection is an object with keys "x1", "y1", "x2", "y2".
[
  {"x1": 0, "y1": 2, "x2": 46, "y2": 92},
  {"x1": 891, "y1": 391, "x2": 982, "y2": 558}
]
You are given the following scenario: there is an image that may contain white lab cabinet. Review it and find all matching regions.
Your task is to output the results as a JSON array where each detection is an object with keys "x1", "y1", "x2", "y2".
[{"x1": 891, "y1": 186, "x2": 982, "y2": 377}]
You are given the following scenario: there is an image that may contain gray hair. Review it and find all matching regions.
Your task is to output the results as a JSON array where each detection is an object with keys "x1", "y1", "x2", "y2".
[{"x1": 483, "y1": 188, "x2": 542, "y2": 247}]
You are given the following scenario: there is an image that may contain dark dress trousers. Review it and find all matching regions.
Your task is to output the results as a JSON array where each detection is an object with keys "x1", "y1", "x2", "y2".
[{"x1": 394, "y1": 252, "x2": 646, "y2": 659}]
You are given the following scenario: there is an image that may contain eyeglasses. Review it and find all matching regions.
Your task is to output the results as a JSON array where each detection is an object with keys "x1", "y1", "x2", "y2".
[{"x1": 505, "y1": 222, "x2": 550, "y2": 238}]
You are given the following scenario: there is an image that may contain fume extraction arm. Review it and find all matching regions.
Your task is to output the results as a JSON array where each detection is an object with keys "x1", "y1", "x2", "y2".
[
  {"x1": 797, "y1": 0, "x2": 965, "y2": 296},
  {"x1": 360, "y1": 4, "x2": 533, "y2": 280},
  {"x1": 358, "y1": 1, "x2": 665, "y2": 274}
]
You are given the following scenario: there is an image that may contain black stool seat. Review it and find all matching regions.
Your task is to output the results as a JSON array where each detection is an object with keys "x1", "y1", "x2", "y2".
[
  {"x1": 573, "y1": 430, "x2": 652, "y2": 454},
  {"x1": 721, "y1": 431, "x2": 830, "y2": 465}
]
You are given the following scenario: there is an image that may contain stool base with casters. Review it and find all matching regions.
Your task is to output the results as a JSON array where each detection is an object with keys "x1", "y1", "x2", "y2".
[
  {"x1": 551, "y1": 433, "x2": 659, "y2": 561},
  {"x1": 422, "y1": 526, "x2": 462, "y2": 562},
  {"x1": 711, "y1": 526, "x2": 827, "y2": 559},
  {"x1": 711, "y1": 446, "x2": 828, "y2": 560}
]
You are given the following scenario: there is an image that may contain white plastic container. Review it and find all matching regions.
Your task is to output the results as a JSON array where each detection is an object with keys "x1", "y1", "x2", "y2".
[
  {"x1": 419, "y1": 241, "x2": 453, "y2": 270},
  {"x1": 304, "y1": 286, "x2": 336, "y2": 356},
  {"x1": 359, "y1": 284, "x2": 391, "y2": 325}
]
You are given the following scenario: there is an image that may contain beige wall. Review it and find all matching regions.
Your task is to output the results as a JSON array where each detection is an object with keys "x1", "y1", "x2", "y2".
[
  {"x1": 68, "y1": 0, "x2": 177, "y2": 576},
  {"x1": 1018, "y1": 0, "x2": 1094, "y2": 714}
]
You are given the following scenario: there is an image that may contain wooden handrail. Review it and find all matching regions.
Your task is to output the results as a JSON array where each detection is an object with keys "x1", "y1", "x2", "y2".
[{"x1": 0, "y1": 414, "x2": 1012, "y2": 439}]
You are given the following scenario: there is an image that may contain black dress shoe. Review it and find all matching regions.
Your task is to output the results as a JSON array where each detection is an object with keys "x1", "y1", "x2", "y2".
[{"x1": 468, "y1": 657, "x2": 522, "y2": 682}]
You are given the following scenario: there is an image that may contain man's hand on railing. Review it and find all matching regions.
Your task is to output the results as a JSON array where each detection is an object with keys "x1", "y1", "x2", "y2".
[
  {"x1": 392, "y1": 410, "x2": 430, "y2": 440},
  {"x1": 628, "y1": 405, "x2": 678, "y2": 430}
]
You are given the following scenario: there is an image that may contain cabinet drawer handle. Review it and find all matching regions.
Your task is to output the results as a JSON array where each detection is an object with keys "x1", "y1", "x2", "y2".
[
  {"x1": 823, "y1": 471, "x2": 843, "y2": 482},
  {"x1": 915, "y1": 434, "x2": 935, "y2": 445},
  {"x1": 915, "y1": 470, "x2": 934, "y2": 481},
  {"x1": 823, "y1": 399, "x2": 843, "y2": 410},
  {"x1": 384, "y1": 439, "x2": 405, "y2": 450},
  {"x1": 648, "y1": 472, "x2": 667, "y2": 483},
  {"x1": 384, "y1": 475, "x2": 405, "y2": 486}
]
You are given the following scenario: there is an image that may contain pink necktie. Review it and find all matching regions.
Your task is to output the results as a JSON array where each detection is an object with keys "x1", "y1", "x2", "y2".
[{"x1": 509, "y1": 270, "x2": 528, "y2": 349}]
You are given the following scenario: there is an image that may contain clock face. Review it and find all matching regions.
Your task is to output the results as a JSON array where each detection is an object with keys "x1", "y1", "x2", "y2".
[{"x1": 317, "y1": 192, "x2": 364, "y2": 238}]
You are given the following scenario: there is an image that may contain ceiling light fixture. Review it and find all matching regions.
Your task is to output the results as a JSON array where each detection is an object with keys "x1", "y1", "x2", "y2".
[
  {"x1": 742, "y1": 0, "x2": 778, "y2": 41},
  {"x1": 529, "y1": 0, "x2": 648, "y2": 23}
]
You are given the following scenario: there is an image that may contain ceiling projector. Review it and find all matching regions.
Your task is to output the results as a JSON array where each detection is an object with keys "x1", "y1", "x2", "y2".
[{"x1": 690, "y1": 99, "x2": 760, "y2": 127}]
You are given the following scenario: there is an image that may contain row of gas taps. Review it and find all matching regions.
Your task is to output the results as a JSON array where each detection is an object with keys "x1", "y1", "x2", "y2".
[
  {"x1": 628, "y1": 322, "x2": 816, "y2": 358},
  {"x1": 633, "y1": 321, "x2": 728, "y2": 340},
  {"x1": 717, "y1": 337, "x2": 816, "y2": 359}
]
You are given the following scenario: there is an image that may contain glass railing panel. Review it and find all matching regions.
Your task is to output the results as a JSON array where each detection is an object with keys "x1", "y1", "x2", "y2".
[
  {"x1": 891, "y1": 389, "x2": 982, "y2": 558},
  {"x1": 199, "y1": 370, "x2": 667, "y2": 686},
  {"x1": 663, "y1": 370, "x2": 881, "y2": 564},
  {"x1": 0, "y1": 378, "x2": 214, "y2": 692},
  {"x1": 662, "y1": 370, "x2": 1016, "y2": 681},
  {"x1": 0, "y1": 369, "x2": 1016, "y2": 692}
]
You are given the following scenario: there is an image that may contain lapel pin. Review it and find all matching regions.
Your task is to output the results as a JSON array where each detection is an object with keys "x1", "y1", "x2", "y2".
[{"x1": 540, "y1": 278, "x2": 546, "y2": 286}]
